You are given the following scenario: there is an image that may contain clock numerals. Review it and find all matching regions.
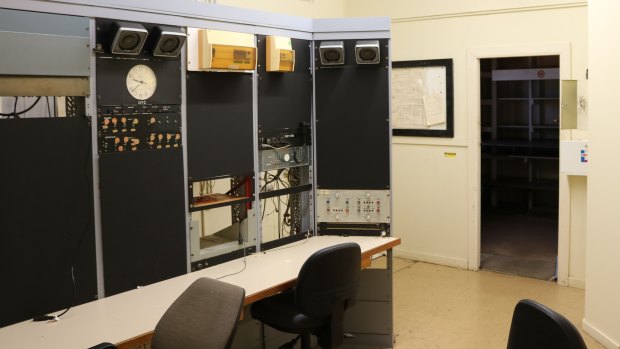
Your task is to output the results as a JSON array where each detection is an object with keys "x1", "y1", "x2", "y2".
[{"x1": 126, "y1": 64, "x2": 157, "y2": 100}]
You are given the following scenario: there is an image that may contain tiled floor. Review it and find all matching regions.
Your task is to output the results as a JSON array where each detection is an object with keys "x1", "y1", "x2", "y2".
[{"x1": 389, "y1": 258, "x2": 603, "y2": 349}]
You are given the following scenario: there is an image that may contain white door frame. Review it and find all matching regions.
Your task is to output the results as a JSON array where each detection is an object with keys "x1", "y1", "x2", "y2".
[{"x1": 466, "y1": 42, "x2": 571, "y2": 286}]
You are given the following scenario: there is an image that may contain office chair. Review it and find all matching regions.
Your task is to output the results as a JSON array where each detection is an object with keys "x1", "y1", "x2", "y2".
[
  {"x1": 151, "y1": 277, "x2": 245, "y2": 349},
  {"x1": 507, "y1": 299, "x2": 587, "y2": 349},
  {"x1": 251, "y1": 242, "x2": 361, "y2": 349},
  {"x1": 87, "y1": 343, "x2": 117, "y2": 349}
]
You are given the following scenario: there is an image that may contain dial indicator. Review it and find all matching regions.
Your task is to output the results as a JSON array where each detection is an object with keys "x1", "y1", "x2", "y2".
[{"x1": 126, "y1": 64, "x2": 157, "y2": 100}]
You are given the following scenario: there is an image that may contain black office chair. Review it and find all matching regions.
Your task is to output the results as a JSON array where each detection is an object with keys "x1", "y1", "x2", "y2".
[
  {"x1": 151, "y1": 277, "x2": 245, "y2": 349},
  {"x1": 251, "y1": 242, "x2": 361, "y2": 349},
  {"x1": 87, "y1": 343, "x2": 117, "y2": 349},
  {"x1": 507, "y1": 299, "x2": 587, "y2": 349}
]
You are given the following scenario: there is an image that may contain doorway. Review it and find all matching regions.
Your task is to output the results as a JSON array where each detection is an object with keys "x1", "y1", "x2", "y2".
[{"x1": 479, "y1": 55, "x2": 559, "y2": 280}]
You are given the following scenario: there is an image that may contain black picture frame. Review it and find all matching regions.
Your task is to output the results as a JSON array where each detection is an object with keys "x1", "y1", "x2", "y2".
[{"x1": 392, "y1": 59, "x2": 454, "y2": 137}]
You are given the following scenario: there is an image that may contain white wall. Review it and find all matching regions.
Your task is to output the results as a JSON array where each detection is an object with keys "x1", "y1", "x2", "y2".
[
  {"x1": 196, "y1": 0, "x2": 346, "y2": 18},
  {"x1": 345, "y1": 0, "x2": 586, "y2": 18},
  {"x1": 584, "y1": 1, "x2": 620, "y2": 348},
  {"x1": 347, "y1": 0, "x2": 588, "y2": 279},
  {"x1": 569, "y1": 176, "x2": 587, "y2": 288},
  {"x1": 393, "y1": 144, "x2": 469, "y2": 267}
]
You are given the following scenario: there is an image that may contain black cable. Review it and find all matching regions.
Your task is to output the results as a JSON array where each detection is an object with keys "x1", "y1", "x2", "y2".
[
  {"x1": 54, "y1": 266, "x2": 76, "y2": 318},
  {"x1": 46, "y1": 97, "x2": 52, "y2": 118},
  {"x1": 260, "y1": 169, "x2": 284, "y2": 192},
  {"x1": 216, "y1": 241, "x2": 247, "y2": 280},
  {"x1": 215, "y1": 259, "x2": 247, "y2": 280},
  {"x1": 1, "y1": 96, "x2": 42, "y2": 118},
  {"x1": 33, "y1": 116, "x2": 92, "y2": 322},
  {"x1": 1, "y1": 97, "x2": 19, "y2": 119}
]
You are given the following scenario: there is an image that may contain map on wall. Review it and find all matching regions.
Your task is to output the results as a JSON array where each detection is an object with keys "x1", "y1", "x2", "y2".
[
  {"x1": 391, "y1": 59, "x2": 453, "y2": 138},
  {"x1": 392, "y1": 66, "x2": 447, "y2": 130}
]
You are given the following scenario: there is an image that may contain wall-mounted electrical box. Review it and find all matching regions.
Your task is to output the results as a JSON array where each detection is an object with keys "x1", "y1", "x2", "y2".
[
  {"x1": 191, "y1": 29, "x2": 256, "y2": 71},
  {"x1": 266, "y1": 35, "x2": 295, "y2": 72},
  {"x1": 560, "y1": 140, "x2": 588, "y2": 176}
]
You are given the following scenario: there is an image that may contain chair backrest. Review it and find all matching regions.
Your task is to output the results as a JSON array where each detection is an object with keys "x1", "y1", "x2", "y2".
[
  {"x1": 151, "y1": 277, "x2": 245, "y2": 349},
  {"x1": 295, "y1": 242, "x2": 361, "y2": 318},
  {"x1": 507, "y1": 299, "x2": 587, "y2": 349}
]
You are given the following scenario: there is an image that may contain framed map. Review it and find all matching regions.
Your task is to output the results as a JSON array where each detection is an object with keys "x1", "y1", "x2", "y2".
[{"x1": 392, "y1": 59, "x2": 454, "y2": 137}]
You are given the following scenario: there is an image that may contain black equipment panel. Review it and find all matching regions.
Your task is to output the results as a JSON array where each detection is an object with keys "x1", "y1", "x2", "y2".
[
  {"x1": 95, "y1": 18, "x2": 187, "y2": 296},
  {"x1": 257, "y1": 36, "x2": 312, "y2": 137},
  {"x1": 187, "y1": 72, "x2": 254, "y2": 180},
  {"x1": 95, "y1": 18, "x2": 183, "y2": 155},
  {"x1": 96, "y1": 58, "x2": 182, "y2": 154},
  {"x1": 96, "y1": 57, "x2": 181, "y2": 107},
  {"x1": 0, "y1": 117, "x2": 97, "y2": 327},
  {"x1": 99, "y1": 149, "x2": 187, "y2": 296},
  {"x1": 315, "y1": 39, "x2": 390, "y2": 190}
]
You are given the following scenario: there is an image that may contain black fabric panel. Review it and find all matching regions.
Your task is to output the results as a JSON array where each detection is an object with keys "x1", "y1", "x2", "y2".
[
  {"x1": 187, "y1": 72, "x2": 254, "y2": 180},
  {"x1": 0, "y1": 117, "x2": 97, "y2": 327},
  {"x1": 257, "y1": 36, "x2": 312, "y2": 135},
  {"x1": 99, "y1": 149, "x2": 186, "y2": 296},
  {"x1": 315, "y1": 39, "x2": 390, "y2": 189}
]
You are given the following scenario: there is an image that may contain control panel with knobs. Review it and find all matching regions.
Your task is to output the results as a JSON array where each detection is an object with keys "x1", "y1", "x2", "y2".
[
  {"x1": 316, "y1": 189, "x2": 390, "y2": 223},
  {"x1": 97, "y1": 105, "x2": 182, "y2": 153}
]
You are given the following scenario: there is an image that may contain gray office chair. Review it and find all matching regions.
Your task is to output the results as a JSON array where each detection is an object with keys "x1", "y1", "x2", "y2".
[
  {"x1": 507, "y1": 299, "x2": 587, "y2": 349},
  {"x1": 151, "y1": 277, "x2": 245, "y2": 349},
  {"x1": 251, "y1": 243, "x2": 361, "y2": 349}
]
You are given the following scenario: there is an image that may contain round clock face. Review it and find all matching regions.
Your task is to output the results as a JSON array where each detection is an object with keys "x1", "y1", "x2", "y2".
[{"x1": 126, "y1": 64, "x2": 157, "y2": 100}]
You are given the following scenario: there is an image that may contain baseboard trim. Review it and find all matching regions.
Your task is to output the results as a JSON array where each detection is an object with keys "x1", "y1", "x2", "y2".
[
  {"x1": 568, "y1": 277, "x2": 585, "y2": 289},
  {"x1": 583, "y1": 318, "x2": 620, "y2": 349},
  {"x1": 394, "y1": 248, "x2": 468, "y2": 269}
]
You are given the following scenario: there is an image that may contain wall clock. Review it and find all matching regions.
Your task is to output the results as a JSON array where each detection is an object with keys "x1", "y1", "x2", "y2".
[{"x1": 126, "y1": 64, "x2": 157, "y2": 100}]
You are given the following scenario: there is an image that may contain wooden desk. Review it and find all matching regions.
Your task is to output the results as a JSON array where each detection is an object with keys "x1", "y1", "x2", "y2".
[{"x1": 0, "y1": 235, "x2": 399, "y2": 349}]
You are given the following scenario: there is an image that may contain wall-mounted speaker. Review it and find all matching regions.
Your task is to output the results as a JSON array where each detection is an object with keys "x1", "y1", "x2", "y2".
[
  {"x1": 355, "y1": 40, "x2": 380, "y2": 64},
  {"x1": 319, "y1": 41, "x2": 344, "y2": 65},
  {"x1": 110, "y1": 21, "x2": 148, "y2": 55},
  {"x1": 152, "y1": 26, "x2": 186, "y2": 57}
]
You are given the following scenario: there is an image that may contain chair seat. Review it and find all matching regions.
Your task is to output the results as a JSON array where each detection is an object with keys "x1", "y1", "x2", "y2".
[{"x1": 251, "y1": 291, "x2": 328, "y2": 334}]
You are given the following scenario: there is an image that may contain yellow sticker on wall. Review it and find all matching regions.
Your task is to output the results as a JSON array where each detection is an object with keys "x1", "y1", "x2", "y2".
[{"x1": 444, "y1": 152, "x2": 457, "y2": 158}]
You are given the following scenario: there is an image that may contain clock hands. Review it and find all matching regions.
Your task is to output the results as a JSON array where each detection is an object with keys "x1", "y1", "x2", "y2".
[{"x1": 130, "y1": 78, "x2": 150, "y2": 92}]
